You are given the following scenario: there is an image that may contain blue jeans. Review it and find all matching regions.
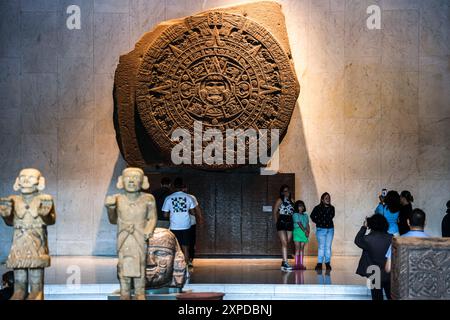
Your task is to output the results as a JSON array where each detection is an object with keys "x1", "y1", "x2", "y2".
[{"x1": 316, "y1": 227, "x2": 334, "y2": 263}]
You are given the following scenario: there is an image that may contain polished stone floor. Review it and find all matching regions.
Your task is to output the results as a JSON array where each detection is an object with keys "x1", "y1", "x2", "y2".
[
  {"x1": 0, "y1": 256, "x2": 371, "y2": 299},
  {"x1": 189, "y1": 257, "x2": 364, "y2": 285},
  {"x1": 0, "y1": 256, "x2": 365, "y2": 285}
]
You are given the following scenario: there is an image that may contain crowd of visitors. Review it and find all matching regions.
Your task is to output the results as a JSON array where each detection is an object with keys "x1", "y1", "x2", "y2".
[
  {"x1": 272, "y1": 185, "x2": 449, "y2": 300},
  {"x1": 157, "y1": 182, "x2": 448, "y2": 295},
  {"x1": 356, "y1": 191, "x2": 433, "y2": 300},
  {"x1": 273, "y1": 186, "x2": 335, "y2": 272}
]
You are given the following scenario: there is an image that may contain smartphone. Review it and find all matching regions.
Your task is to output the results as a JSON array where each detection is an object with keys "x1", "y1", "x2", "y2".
[{"x1": 381, "y1": 188, "x2": 387, "y2": 197}]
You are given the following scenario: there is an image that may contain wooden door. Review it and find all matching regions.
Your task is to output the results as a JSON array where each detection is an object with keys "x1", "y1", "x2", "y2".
[{"x1": 147, "y1": 171, "x2": 294, "y2": 256}]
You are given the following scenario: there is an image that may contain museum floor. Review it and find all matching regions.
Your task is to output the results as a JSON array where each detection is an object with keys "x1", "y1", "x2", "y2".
[{"x1": 1, "y1": 256, "x2": 372, "y2": 300}]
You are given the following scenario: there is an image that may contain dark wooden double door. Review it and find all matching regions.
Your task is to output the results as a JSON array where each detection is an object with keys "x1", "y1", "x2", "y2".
[{"x1": 148, "y1": 171, "x2": 294, "y2": 256}]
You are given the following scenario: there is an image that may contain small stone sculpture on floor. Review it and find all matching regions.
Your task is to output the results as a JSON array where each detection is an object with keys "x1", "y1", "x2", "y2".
[
  {"x1": 105, "y1": 167, "x2": 157, "y2": 300},
  {"x1": 0, "y1": 168, "x2": 56, "y2": 300},
  {"x1": 146, "y1": 228, "x2": 187, "y2": 289}
]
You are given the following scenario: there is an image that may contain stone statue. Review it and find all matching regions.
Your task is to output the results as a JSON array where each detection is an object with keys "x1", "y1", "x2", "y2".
[
  {"x1": 146, "y1": 228, "x2": 187, "y2": 289},
  {"x1": 0, "y1": 168, "x2": 56, "y2": 300},
  {"x1": 105, "y1": 167, "x2": 157, "y2": 300}
]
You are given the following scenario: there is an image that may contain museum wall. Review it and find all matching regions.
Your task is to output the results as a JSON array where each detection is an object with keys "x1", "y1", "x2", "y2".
[{"x1": 1, "y1": 0, "x2": 449, "y2": 258}]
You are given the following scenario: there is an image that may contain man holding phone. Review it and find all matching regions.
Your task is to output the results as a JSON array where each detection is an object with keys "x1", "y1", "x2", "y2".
[
  {"x1": 375, "y1": 189, "x2": 401, "y2": 235},
  {"x1": 379, "y1": 188, "x2": 387, "y2": 203}
]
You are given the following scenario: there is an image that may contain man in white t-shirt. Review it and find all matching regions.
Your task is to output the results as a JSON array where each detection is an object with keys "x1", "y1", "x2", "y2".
[
  {"x1": 162, "y1": 177, "x2": 197, "y2": 264},
  {"x1": 182, "y1": 185, "x2": 204, "y2": 267}
]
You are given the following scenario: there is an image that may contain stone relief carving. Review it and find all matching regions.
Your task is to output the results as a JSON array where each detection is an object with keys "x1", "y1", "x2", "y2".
[
  {"x1": 391, "y1": 237, "x2": 450, "y2": 300},
  {"x1": 114, "y1": 1, "x2": 299, "y2": 169}
]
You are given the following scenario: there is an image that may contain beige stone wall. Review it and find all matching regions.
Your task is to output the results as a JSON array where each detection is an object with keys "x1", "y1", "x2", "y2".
[
  {"x1": 0, "y1": 0, "x2": 449, "y2": 258},
  {"x1": 278, "y1": 0, "x2": 450, "y2": 254}
]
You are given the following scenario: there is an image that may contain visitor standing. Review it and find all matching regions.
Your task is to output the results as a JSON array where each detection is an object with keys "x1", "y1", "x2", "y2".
[
  {"x1": 0, "y1": 271, "x2": 14, "y2": 301},
  {"x1": 182, "y1": 185, "x2": 204, "y2": 268},
  {"x1": 162, "y1": 177, "x2": 198, "y2": 265},
  {"x1": 385, "y1": 208, "x2": 429, "y2": 273},
  {"x1": 152, "y1": 177, "x2": 172, "y2": 228},
  {"x1": 311, "y1": 192, "x2": 335, "y2": 271},
  {"x1": 375, "y1": 190, "x2": 400, "y2": 236},
  {"x1": 355, "y1": 214, "x2": 393, "y2": 300},
  {"x1": 398, "y1": 190, "x2": 414, "y2": 235},
  {"x1": 273, "y1": 184, "x2": 295, "y2": 271},
  {"x1": 442, "y1": 200, "x2": 450, "y2": 237},
  {"x1": 292, "y1": 200, "x2": 309, "y2": 270}
]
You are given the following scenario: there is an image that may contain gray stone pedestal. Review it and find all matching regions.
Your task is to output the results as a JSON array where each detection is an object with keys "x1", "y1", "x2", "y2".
[
  {"x1": 107, "y1": 287, "x2": 183, "y2": 300},
  {"x1": 391, "y1": 237, "x2": 450, "y2": 300}
]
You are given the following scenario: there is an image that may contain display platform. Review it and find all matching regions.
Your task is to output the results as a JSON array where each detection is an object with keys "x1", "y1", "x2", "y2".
[{"x1": 0, "y1": 256, "x2": 371, "y2": 300}]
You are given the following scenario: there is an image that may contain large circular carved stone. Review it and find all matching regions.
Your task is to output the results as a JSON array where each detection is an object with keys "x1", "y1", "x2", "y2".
[{"x1": 135, "y1": 11, "x2": 299, "y2": 168}]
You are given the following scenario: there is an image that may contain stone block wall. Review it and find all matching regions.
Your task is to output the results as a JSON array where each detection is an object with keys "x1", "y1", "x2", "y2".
[{"x1": 0, "y1": 0, "x2": 449, "y2": 258}]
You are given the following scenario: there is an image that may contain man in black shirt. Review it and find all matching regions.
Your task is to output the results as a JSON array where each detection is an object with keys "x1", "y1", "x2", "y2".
[
  {"x1": 152, "y1": 177, "x2": 172, "y2": 228},
  {"x1": 442, "y1": 200, "x2": 450, "y2": 237},
  {"x1": 0, "y1": 271, "x2": 14, "y2": 301}
]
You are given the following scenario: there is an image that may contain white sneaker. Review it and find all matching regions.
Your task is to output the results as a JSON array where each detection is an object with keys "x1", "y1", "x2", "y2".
[{"x1": 281, "y1": 261, "x2": 293, "y2": 272}]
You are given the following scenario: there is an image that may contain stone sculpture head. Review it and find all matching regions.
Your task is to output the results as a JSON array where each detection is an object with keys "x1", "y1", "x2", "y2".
[
  {"x1": 13, "y1": 168, "x2": 45, "y2": 194},
  {"x1": 116, "y1": 167, "x2": 149, "y2": 193},
  {"x1": 146, "y1": 228, "x2": 186, "y2": 288}
]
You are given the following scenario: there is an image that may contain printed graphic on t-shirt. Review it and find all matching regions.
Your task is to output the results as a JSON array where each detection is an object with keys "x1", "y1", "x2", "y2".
[
  {"x1": 280, "y1": 201, "x2": 294, "y2": 215},
  {"x1": 171, "y1": 197, "x2": 188, "y2": 213}
]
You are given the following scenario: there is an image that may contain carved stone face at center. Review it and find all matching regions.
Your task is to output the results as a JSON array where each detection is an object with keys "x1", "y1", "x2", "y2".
[
  {"x1": 199, "y1": 74, "x2": 232, "y2": 106},
  {"x1": 178, "y1": 53, "x2": 253, "y2": 126},
  {"x1": 146, "y1": 246, "x2": 174, "y2": 287}
]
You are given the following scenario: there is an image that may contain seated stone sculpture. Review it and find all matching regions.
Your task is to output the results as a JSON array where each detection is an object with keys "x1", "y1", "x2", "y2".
[{"x1": 146, "y1": 228, "x2": 187, "y2": 289}]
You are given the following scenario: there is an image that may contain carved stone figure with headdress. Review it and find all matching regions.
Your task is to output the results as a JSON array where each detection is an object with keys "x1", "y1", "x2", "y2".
[
  {"x1": 0, "y1": 168, "x2": 56, "y2": 300},
  {"x1": 105, "y1": 167, "x2": 157, "y2": 300}
]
